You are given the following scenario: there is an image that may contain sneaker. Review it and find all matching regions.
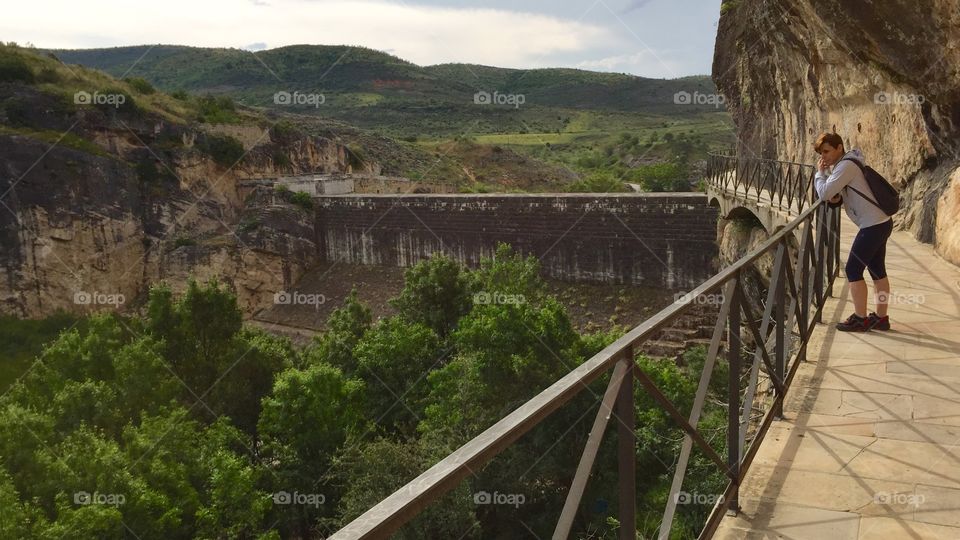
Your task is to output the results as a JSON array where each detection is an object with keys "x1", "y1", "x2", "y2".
[
  {"x1": 837, "y1": 313, "x2": 870, "y2": 332},
  {"x1": 868, "y1": 312, "x2": 890, "y2": 331}
]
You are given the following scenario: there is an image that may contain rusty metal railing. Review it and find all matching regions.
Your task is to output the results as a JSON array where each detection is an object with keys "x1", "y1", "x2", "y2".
[
  {"x1": 706, "y1": 153, "x2": 819, "y2": 213},
  {"x1": 331, "y1": 156, "x2": 841, "y2": 539}
]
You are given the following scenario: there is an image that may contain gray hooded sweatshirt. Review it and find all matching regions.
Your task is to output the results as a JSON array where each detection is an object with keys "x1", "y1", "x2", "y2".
[{"x1": 814, "y1": 149, "x2": 891, "y2": 229}]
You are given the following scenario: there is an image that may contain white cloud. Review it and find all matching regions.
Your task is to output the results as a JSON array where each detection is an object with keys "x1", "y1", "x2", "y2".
[
  {"x1": 2, "y1": 0, "x2": 614, "y2": 68},
  {"x1": 576, "y1": 50, "x2": 685, "y2": 79}
]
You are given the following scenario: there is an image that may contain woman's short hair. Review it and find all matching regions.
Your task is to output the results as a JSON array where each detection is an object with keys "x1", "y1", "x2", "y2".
[{"x1": 813, "y1": 132, "x2": 845, "y2": 152}]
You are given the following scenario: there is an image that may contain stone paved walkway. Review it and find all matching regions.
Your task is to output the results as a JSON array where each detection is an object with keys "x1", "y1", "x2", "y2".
[{"x1": 716, "y1": 216, "x2": 960, "y2": 539}]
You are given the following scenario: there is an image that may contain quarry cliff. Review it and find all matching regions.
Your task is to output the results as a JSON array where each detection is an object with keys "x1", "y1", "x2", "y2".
[{"x1": 713, "y1": 0, "x2": 960, "y2": 264}]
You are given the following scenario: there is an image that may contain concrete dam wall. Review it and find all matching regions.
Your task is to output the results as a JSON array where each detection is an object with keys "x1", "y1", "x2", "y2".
[{"x1": 314, "y1": 193, "x2": 719, "y2": 289}]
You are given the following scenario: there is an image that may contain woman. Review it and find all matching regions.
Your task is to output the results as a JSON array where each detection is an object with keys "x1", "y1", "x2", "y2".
[{"x1": 813, "y1": 132, "x2": 893, "y2": 332}]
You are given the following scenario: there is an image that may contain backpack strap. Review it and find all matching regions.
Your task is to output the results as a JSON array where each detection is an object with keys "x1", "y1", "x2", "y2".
[{"x1": 837, "y1": 158, "x2": 884, "y2": 211}]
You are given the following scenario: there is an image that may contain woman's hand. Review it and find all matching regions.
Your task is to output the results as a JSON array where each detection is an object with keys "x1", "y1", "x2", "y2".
[
  {"x1": 829, "y1": 194, "x2": 842, "y2": 204},
  {"x1": 818, "y1": 156, "x2": 830, "y2": 174}
]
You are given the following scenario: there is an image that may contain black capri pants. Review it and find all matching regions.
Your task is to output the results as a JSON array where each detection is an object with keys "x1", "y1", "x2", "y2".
[{"x1": 845, "y1": 219, "x2": 893, "y2": 282}]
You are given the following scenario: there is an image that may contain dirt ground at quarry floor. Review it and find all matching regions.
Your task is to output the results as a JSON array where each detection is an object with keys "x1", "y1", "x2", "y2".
[{"x1": 249, "y1": 261, "x2": 686, "y2": 346}]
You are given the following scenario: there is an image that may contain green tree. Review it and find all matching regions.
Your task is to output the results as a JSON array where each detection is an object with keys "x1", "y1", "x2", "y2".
[
  {"x1": 258, "y1": 363, "x2": 366, "y2": 536},
  {"x1": 111, "y1": 337, "x2": 179, "y2": 420},
  {"x1": 0, "y1": 465, "x2": 35, "y2": 538},
  {"x1": 200, "y1": 134, "x2": 245, "y2": 167},
  {"x1": 302, "y1": 289, "x2": 372, "y2": 374},
  {"x1": 389, "y1": 253, "x2": 473, "y2": 338},
  {"x1": 146, "y1": 280, "x2": 241, "y2": 383},
  {"x1": 208, "y1": 328, "x2": 294, "y2": 437},
  {"x1": 566, "y1": 170, "x2": 629, "y2": 193},
  {"x1": 0, "y1": 404, "x2": 54, "y2": 500},
  {"x1": 0, "y1": 53, "x2": 34, "y2": 83},
  {"x1": 334, "y1": 436, "x2": 479, "y2": 540},
  {"x1": 628, "y1": 162, "x2": 689, "y2": 192},
  {"x1": 124, "y1": 76, "x2": 155, "y2": 94},
  {"x1": 194, "y1": 442, "x2": 271, "y2": 538},
  {"x1": 469, "y1": 243, "x2": 544, "y2": 299},
  {"x1": 354, "y1": 317, "x2": 443, "y2": 436}
]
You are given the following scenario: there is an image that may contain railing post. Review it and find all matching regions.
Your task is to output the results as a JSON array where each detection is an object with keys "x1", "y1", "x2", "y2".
[
  {"x1": 773, "y1": 241, "x2": 787, "y2": 419},
  {"x1": 617, "y1": 349, "x2": 636, "y2": 539},
  {"x1": 726, "y1": 278, "x2": 741, "y2": 516},
  {"x1": 835, "y1": 209, "x2": 841, "y2": 278},
  {"x1": 825, "y1": 207, "x2": 836, "y2": 298},
  {"x1": 799, "y1": 224, "x2": 811, "y2": 356},
  {"x1": 813, "y1": 206, "x2": 826, "y2": 323}
]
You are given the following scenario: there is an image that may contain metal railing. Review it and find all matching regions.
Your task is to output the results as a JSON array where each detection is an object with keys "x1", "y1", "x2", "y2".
[
  {"x1": 706, "y1": 154, "x2": 819, "y2": 213},
  {"x1": 331, "y1": 155, "x2": 841, "y2": 539}
]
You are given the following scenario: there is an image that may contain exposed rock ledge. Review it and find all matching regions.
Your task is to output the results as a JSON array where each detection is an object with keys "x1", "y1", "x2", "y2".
[{"x1": 713, "y1": 0, "x2": 960, "y2": 265}]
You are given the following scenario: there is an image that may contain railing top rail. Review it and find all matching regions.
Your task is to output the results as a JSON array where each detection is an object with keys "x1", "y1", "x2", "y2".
[
  {"x1": 330, "y1": 196, "x2": 826, "y2": 539},
  {"x1": 708, "y1": 153, "x2": 817, "y2": 171}
]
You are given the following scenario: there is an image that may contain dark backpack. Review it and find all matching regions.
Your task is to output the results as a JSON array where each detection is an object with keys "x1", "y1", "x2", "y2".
[{"x1": 839, "y1": 158, "x2": 900, "y2": 216}]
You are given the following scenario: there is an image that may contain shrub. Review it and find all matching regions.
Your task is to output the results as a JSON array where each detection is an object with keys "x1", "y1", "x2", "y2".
[
  {"x1": 93, "y1": 87, "x2": 137, "y2": 114},
  {"x1": 199, "y1": 134, "x2": 245, "y2": 167},
  {"x1": 3, "y1": 97, "x2": 32, "y2": 127},
  {"x1": 135, "y1": 158, "x2": 161, "y2": 184},
  {"x1": 628, "y1": 162, "x2": 690, "y2": 192},
  {"x1": 272, "y1": 150, "x2": 292, "y2": 169},
  {"x1": 173, "y1": 237, "x2": 196, "y2": 248},
  {"x1": 346, "y1": 145, "x2": 367, "y2": 170},
  {"x1": 197, "y1": 95, "x2": 239, "y2": 123},
  {"x1": 36, "y1": 67, "x2": 59, "y2": 84},
  {"x1": 238, "y1": 219, "x2": 260, "y2": 234},
  {"x1": 0, "y1": 54, "x2": 33, "y2": 83},
  {"x1": 289, "y1": 191, "x2": 314, "y2": 211},
  {"x1": 270, "y1": 120, "x2": 302, "y2": 144},
  {"x1": 566, "y1": 171, "x2": 629, "y2": 193},
  {"x1": 720, "y1": 0, "x2": 741, "y2": 14},
  {"x1": 124, "y1": 76, "x2": 156, "y2": 95}
]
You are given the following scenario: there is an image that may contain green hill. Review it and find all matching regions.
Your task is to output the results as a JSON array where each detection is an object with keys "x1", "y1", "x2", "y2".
[
  {"x1": 51, "y1": 45, "x2": 726, "y2": 137},
  {"x1": 40, "y1": 43, "x2": 735, "y2": 190}
]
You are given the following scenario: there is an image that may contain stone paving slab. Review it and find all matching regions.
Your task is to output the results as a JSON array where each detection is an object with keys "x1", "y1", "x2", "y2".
[
  {"x1": 857, "y1": 516, "x2": 960, "y2": 539},
  {"x1": 715, "y1": 213, "x2": 960, "y2": 539}
]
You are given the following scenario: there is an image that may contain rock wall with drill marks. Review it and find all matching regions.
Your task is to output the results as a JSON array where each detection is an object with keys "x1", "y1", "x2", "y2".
[{"x1": 314, "y1": 193, "x2": 719, "y2": 288}]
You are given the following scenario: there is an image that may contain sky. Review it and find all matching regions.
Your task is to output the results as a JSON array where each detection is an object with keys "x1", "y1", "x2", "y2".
[{"x1": 2, "y1": 0, "x2": 722, "y2": 79}]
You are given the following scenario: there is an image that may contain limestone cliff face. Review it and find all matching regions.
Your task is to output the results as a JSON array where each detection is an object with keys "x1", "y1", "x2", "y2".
[
  {"x1": 713, "y1": 0, "x2": 960, "y2": 263},
  {"x1": 0, "y1": 103, "x2": 366, "y2": 318}
]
